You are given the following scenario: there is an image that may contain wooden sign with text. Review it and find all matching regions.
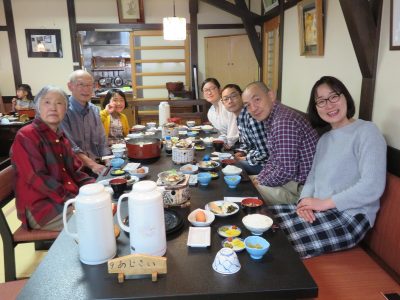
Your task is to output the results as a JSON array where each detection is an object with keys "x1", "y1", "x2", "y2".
[{"x1": 108, "y1": 253, "x2": 167, "y2": 283}]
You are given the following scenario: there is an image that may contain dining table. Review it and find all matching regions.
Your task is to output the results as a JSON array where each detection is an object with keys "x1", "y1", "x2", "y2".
[{"x1": 17, "y1": 132, "x2": 318, "y2": 300}]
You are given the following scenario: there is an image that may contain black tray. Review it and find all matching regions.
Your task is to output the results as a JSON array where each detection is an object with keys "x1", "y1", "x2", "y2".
[{"x1": 123, "y1": 208, "x2": 184, "y2": 236}]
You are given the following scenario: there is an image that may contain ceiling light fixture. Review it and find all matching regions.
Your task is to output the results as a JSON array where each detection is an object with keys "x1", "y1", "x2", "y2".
[{"x1": 163, "y1": 0, "x2": 186, "y2": 41}]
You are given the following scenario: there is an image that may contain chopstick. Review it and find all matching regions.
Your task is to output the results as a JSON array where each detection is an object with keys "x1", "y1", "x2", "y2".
[{"x1": 103, "y1": 165, "x2": 111, "y2": 177}]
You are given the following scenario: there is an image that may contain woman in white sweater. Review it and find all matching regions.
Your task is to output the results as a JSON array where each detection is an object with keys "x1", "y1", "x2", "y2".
[
  {"x1": 270, "y1": 76, "x2": 387, "y2": 258},
  {"x1": 201, "y1": 78, "x2": 238, "y2": 147}
]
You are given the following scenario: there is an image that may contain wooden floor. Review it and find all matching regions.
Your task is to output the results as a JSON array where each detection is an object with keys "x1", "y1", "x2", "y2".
[{"x1": 0, "y1": 199, "x2": 48, "y2": 283}]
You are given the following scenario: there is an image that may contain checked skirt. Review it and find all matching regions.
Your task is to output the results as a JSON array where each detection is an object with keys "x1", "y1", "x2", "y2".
[{"x1": 269, "y1": 205, "x2": 371, "y2": 259}]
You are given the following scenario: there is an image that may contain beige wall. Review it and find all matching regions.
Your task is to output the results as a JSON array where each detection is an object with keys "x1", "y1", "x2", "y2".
[
  {"x1": 12, "y1": 0, "x2": 73, "y2": 94},
  {"x1": 281, "y1": 0, "x2": 361, "y2": 116},
  {"x1": 281, "y1": 0, "x2": 400, "y2": 149},
  {"x1": 374, "y1": 0, "x2": 400, "y2": 149},
  {"x1": 0, "y1": 0, "x2": 5, "y2": 25}
]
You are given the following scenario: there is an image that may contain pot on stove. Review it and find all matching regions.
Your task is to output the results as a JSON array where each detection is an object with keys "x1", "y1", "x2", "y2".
[{"x1": 126, "y1": 137, "x2": 162, "y2": 160}]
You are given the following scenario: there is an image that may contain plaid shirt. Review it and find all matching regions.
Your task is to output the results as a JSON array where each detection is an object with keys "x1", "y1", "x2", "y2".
[
  {"x1": 257, "y1": 102, "x2": 319, "y2": 187},
  {"x1": 11, "y1": 118, "x2": 95, "y2": 228},
  {"x1": 237, "y1": 107, "x2": 269, "y2": 166},
  {"x1": 61, "y1": 96, "x2": 110, "y2": 160}
]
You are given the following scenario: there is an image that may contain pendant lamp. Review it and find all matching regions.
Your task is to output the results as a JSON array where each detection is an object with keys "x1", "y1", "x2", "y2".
[{"x1": 163, "y1": 0, "x2": 186, "y2": 40}]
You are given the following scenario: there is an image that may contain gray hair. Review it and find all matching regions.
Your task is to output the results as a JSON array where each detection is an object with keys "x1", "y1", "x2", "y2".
[
  {"x1": 34, "y1": 85, "x2": 68, "y2": 113},
  {"x1": 244, "y1": 81, "x2": 271, "y2": 94},
  {"x1": 68, "y1": 69, "x2": 93, "y2": 83}
]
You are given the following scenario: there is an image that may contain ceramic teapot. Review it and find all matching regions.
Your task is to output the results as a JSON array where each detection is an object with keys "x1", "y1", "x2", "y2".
[
  {"x1": 117, "y1": 180, "x2": 167, "y2": 256},
  {"x1": 63, "y1": 183, "x2": 117, "y2": 265}
]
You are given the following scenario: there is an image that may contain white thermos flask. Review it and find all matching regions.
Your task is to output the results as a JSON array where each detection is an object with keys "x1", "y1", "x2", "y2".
[{"x1": 159, "y1": 102, "x2": 170, "y2": 126}]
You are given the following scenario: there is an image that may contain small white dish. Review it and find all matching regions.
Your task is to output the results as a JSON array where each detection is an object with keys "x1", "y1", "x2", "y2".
[
  {"x1": 217, "y1": 225, "x2": 241, "y2": 238},
  {"x1": 180, "y1": 164, "x2": 198, "y2": 174},
  {"x1": 127, "y1": 133, "x2": 143, "y2": 139},
  {"x1": 111, "y1": 143, "x2": 126, "y2": 150},
  {"x1": 122, "y1": 162, "x2": 141, "y2": 172},
  {"x1": 221, "y1": 237, "x2": 245, "y2": 252},
  {"x1": 205, "y1": 201, "x2": 239, "y2": 217},
  {"x1": 132, "y1": 124, "x2": 146, "y2": 131},
  {"x1": 127, "y1": 166, "x2": 149, "y2": 179},
  {"x1": 187, "y1": 227, "x2": 211, "y2": 247},
  {"x1": 218, "y1": 153, "x2": 233, "y2": 160},
  {"x1": 188, "y1": 209, "x2": 215, "y2": 227}
]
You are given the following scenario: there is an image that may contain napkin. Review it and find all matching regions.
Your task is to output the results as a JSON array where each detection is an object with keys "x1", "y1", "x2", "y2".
[
  {"x1": 123, "y1": 162, "x2": 140, "y2": 172},
  {"x1": 224, "y1": 197, "x2": 258, "y2": 203}
]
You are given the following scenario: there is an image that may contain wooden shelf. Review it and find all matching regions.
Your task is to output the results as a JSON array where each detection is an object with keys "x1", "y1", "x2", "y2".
[
  {"x1": 136, "y1": 72, "x2": 186, "y2": 76},
  {"x1": 133, "y1": 46, "x2": 185, "y2": 50},
  {"x1": 133, "y1": 59, "x2": 185, "y2": 64},
  {"x1": 92, "y1": 67, "x2": 125, "y2": 71},
  {"x1": 130, "y1": 30, "x2": 191, "y2": 124},
  {"x1": 136, "y1": 85, "x2": 166, "y2": 89}
]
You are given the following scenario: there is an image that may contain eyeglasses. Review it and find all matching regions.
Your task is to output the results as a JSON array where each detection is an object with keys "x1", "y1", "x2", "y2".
[
  {"x1": 75, "y1": 82, "x2": 93, "y2": 89},
  {"x1": 221, "y1": 92, "x2": 240, "y2": 103},
  {"x1": 203, "y1": 86, "x2": 218, "y2": 94},
  {"x1": 315, "y1": 93, "x2": 341, "y2": 108}
]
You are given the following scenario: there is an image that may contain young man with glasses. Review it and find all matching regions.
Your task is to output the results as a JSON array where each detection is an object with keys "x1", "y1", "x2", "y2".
[
  {"x1": 61, "y1": 70, "x2": 111, "y2": 176},
  {"x1": 221, "y1": 84, "x2": 268, "y2": 175},
  {"x1": 241, "y1": 81, "x2": 319, "y2": 205}
]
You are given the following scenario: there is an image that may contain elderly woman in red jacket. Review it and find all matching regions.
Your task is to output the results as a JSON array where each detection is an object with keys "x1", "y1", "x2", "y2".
[{"x1": 11, "y1": 85, "x2": 95, "y2": 231}]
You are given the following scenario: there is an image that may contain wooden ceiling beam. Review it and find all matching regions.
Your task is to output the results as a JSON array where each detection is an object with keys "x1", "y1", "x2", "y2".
[
  {"x1": 200, "y1": 0, "x2": 260, "y2": 20},
  {"x1": 339, "y1": 0, "x2": 383, "y2": 121},
  {"x1": 234, "y1": 0, "x2": 262, "y2": 66},
  {"x1": 339, "y1": 0, "x2": 380, "y2": 78}
]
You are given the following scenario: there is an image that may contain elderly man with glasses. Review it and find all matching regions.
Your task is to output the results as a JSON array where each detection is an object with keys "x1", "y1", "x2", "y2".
[
  {"x1": 61, "y1": 70, "x2": 111, "y2": 176},
  {"x1": 241, "y1": 81, "x2": 319, "y2": 205}
]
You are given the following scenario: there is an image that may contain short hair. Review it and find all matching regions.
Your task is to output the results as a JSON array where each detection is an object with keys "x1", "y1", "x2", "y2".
[
  {"x1": 102, "y1": 89, "x2": 128, "y2": 109},
  {"x1": 243, "y1": 81, "x2": 270, "y2": 95},
  {"x1": 17, "y1": 83, "x2": 34, "y2": 100},
  {"x1": 307, "y1": 76, "x2": 356, "y2": 128},
  {"x1": 34, "y1": 85, "x2": 68, "y2": 113},
  {"x1": 68, "y1": 70, "x2": 93, "y2": 83},
  {"x1": 221, "y1": 84, "x2": 242, "y2": 95},
  {"x1": 201, "y1": 78, "x2": 221, "y2": 91}
]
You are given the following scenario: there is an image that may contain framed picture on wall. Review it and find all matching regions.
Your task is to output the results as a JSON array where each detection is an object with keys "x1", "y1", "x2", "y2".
[
  {"x1": 117, "y1": 0, "x2": 145, "y2": 23},
  {"x1": 297, "y1": 0, "x2": 324, "y2": 56},
  {"x1": 390, "y1": 0, "x2": 400, "y2": 50},
  {"x1": 25, "y1": 29, "x2": 63, "y2": 58},
  {"x1": 263, "y1": 0, "x2": 279, "y2": 14}
]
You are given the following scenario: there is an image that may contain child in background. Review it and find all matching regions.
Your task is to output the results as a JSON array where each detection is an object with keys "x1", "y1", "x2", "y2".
[
  {"x1": 100, "y1": 89, "x2": 130, "y2": 145},
  {"x1": 12, "y1": 84, "x2": 35, "y2": 112}
]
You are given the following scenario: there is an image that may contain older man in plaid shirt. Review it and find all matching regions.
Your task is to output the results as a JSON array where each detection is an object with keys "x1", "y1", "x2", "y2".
[{"x1": 242, "y1": 82, "x2": 319, "y2": 205}]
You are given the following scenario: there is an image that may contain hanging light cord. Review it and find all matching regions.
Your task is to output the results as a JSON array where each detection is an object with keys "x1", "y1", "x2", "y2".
[{"x1": 173, "y1": 0, "x2": 176, "y2": 17}]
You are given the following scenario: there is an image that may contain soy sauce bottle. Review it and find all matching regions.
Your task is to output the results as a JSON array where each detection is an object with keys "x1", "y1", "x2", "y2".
[{"x1": 165, "y1": 136, "x2": 172, "y2": 155}]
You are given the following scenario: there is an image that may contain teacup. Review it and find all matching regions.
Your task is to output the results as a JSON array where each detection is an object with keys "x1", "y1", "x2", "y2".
[
  {"x1": 110, "y1": 158, "x2": 124, "y2": 169},
  {"x1": 186, "y1": 120, "x2": 196, "y2": 127},
  {"x1": 112, "y1": 148, "x2": 125, "y2": 158},
  {"x1": 109, "y1": 178, "x2": 127, "y2": 198},
  {"x1": 212, "y1": 247, "x2": 241, "y2": 274},
  {"x1": 197, "y1": 172, "x2": 212, "y2": 186}
]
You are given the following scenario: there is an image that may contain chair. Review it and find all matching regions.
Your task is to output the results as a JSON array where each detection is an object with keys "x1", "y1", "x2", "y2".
[
  {"x1": 0, "y1": 279, "x2": 27, "y2": 299},
  {"x1": 0, "y1": 162, "x2": 59, "y2": 282}
]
